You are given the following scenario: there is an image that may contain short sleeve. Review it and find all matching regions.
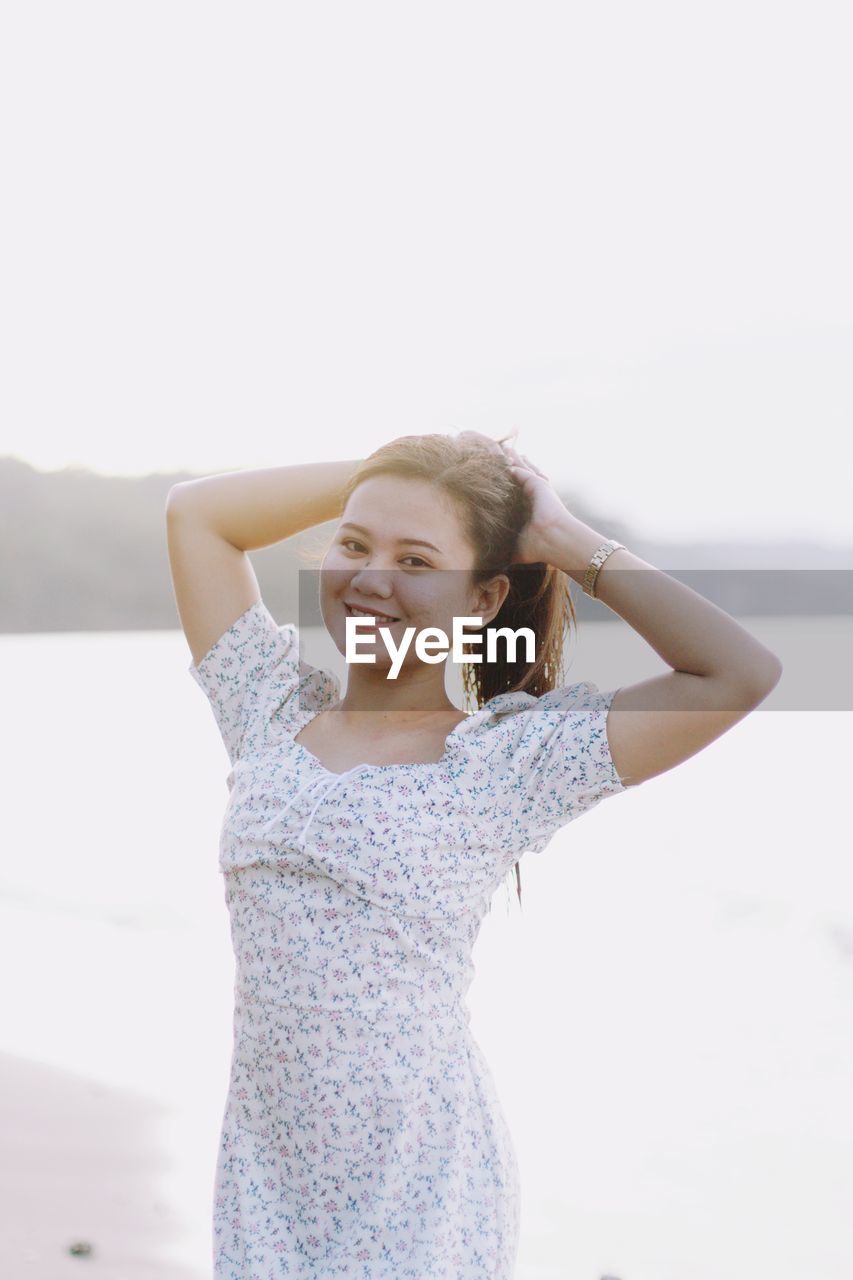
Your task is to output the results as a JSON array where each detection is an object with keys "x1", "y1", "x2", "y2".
[
  {"x1": 187, "y1": 599, "x2": 299, "y2": 765},
  {"x1": 504, "y1": 681, "x2": 628, "y2": 856}
]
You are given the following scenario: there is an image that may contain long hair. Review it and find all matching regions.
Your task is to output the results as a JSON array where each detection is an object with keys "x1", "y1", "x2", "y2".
[{"x1": 309, "y1": 430, "x2": 577, "y2": 907}]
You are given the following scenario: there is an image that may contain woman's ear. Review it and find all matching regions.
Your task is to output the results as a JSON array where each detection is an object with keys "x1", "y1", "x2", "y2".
[{"x1": 470, "y1": 573, "x2": 510, "y2": 627}]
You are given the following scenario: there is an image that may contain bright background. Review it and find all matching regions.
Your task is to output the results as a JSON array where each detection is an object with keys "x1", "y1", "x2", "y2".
[{"x1": 1, "y1": 0, "x2": 851, "y2": 543}]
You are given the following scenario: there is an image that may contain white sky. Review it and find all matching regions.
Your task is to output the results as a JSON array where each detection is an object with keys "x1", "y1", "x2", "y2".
[{"x1": 1, "y1": 1, "x2": 850, "y2": 544}]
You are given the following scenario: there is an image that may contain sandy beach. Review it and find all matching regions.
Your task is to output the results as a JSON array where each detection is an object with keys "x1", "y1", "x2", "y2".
[{"x1": 0, "y1": 1051, "x2": 205, "y2": 1279}]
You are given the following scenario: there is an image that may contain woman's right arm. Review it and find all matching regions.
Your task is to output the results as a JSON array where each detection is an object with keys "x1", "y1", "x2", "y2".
[{"x1": 166, "y1": 461, "x2": 363, "y2": 667}]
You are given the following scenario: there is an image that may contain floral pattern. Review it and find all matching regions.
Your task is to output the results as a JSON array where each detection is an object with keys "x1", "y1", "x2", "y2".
[{"x1": 188, "y1": 598, "x2": 627, "y2": 1277}]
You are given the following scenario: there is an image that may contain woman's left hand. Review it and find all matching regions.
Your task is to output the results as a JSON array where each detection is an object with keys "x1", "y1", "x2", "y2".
[
  {"x1": 502, "y1": 445, "x2": 574, "y2": 565},
  {"x1": 455, "y1": 430, "x2": 573, "y2": 566}
]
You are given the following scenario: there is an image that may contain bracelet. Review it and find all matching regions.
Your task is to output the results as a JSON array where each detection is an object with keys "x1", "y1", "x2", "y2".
[{"x1": 582, "y1": 540, "x2": 626, "y2": 599}]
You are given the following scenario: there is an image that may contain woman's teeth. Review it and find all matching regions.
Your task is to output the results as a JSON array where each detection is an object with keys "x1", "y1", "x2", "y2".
[{"x1": 346, "y1": 604, "x2": 399, "y2": 622}]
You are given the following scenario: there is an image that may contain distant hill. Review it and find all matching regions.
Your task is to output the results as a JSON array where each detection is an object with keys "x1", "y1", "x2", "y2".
[{"x1": 1, "y1": 455, "x2": 850, "y2": 632}]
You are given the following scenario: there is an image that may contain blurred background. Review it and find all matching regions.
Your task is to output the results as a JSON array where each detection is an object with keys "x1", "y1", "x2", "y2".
[{"x1": 1, "y1": 1, "x2": 851, "y2": 1277}]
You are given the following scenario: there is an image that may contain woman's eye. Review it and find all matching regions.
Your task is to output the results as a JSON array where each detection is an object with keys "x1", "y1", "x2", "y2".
[{"x1": 340, "y1": 540, "x2": 429, "y2": 568}]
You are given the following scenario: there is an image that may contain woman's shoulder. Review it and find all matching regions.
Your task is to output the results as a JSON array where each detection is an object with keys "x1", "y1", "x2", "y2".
[
  {"x1": 457, "y1": 680, "x2": 613, "y2": 766},
  {"x1": 187, "y1": 599, "x2": 339, "y2": 762},
  {"x1": 464, "y1": 680, "x2": 601, "y2": 729}
]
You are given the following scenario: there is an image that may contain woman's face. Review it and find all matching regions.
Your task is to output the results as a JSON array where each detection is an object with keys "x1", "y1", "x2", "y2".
[{"x1": 320, "y1": 474, "x2": 509, "y2": 674}]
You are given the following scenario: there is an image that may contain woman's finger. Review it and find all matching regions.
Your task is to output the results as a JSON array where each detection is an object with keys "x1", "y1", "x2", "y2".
[{"x1": 521, "y1": 453, "x2": 548, "y2": 479}]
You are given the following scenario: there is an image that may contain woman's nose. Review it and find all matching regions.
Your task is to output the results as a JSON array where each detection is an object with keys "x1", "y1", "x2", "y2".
[{"x1": 351, "y1": 567, "x2": 398, "y2": 593}]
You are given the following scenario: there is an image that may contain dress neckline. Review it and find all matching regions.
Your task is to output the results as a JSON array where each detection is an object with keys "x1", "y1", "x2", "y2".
[
  {"x1": 285, "y1": 673, "x2": 537, "y2": 778},
  {"x1": 290, "y1": 700, "x2": 470, "y2": 777}
]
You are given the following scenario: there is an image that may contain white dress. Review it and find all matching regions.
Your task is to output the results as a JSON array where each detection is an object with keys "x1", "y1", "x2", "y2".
[{"x1": 188, "y1": 598, "x2": 628, "y2": 1279}]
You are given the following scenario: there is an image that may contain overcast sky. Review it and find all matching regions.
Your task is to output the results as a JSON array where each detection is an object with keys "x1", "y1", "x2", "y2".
[{"x1": 1, "y1": 1, "x2": 850, "y2": 544}]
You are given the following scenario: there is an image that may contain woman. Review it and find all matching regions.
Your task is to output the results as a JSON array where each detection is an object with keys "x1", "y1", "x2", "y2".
[{"x1": 166, "y1": 431, "x2": 781, "y2": 1278}]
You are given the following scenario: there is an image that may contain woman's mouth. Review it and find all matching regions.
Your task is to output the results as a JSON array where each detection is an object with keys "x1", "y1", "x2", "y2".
[{"x1": 344, "y1": 602, "x2": 400, "y2": 624}]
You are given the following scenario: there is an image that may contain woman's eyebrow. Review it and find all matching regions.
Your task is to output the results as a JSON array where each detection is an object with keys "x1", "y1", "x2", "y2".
[{"x1": 339, "y1": 521, "x2": 443, "y2": 554}]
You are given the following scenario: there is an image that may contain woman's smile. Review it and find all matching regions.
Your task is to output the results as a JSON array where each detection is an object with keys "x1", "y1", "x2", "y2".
[{"x1": 344, "y1": 601, "x2": 401, "y2": 623}]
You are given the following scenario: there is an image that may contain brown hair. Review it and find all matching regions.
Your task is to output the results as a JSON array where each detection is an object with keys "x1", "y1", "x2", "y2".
[{"x1": 310, "y1": 430, "x2": 577, "y2": 907}]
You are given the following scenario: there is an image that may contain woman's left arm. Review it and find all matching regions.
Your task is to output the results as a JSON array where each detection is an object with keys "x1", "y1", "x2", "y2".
[{"x1": 544, "y1": 513, "x2": 783, "y2": 787}]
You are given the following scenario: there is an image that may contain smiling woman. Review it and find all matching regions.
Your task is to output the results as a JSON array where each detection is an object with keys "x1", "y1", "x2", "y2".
[{"x1": 166, "y1": 428, "x2": 780, "y2": 1280}]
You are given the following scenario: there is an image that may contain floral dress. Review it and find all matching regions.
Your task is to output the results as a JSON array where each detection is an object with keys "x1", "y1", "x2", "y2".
[{"x1": 188, "y1": 598, "x2": 628, "y2": 1279}]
